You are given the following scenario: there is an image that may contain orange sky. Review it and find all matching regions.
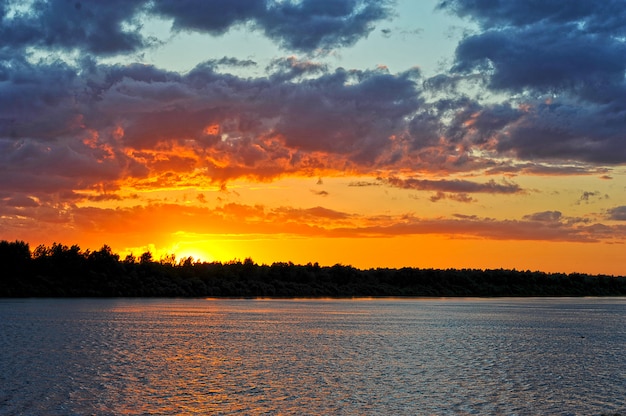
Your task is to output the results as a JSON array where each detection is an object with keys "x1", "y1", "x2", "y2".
[
  {"x1": 4, "y1": 173, "x2": 625, "y2": 275},
  {"x1": 2, "y1": 1, "x2": 626, "y2": 275}
]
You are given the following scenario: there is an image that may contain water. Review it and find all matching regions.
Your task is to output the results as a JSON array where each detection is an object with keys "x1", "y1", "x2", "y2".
[{"x1": 1, "y1": 298, "x2": 625, "y2": 415}]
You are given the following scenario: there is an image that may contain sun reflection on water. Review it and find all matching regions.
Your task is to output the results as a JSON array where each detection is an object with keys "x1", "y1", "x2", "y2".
[{"x1": 0, "y1": 298, "x2": 625, "y2": 415}]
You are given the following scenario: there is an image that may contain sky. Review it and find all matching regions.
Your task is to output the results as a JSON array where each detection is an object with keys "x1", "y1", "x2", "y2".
[{"x1": 2, "y1": 0, "x2": 626, "y2": 275}]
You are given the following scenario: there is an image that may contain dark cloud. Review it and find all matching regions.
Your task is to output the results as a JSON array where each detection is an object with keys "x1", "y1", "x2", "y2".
[
  {"x1": 258, "y1": 0, "x2": 394, "y2": 52},
  {"x1": 577, "y1": 191, "x2": 609, "y2": 205},
  {"x1": 267, "y1": 56, "x2": 328, "y2": 81},
  {"x1": 493, "y1": 100, "x2": 626, "y2": 164},
  {"x1": 443, "y1": 101, "x2": 523, "y2": 146},
  {"x1": 2, "y1": 194, "x2": 40, "y2": 208},
  {"x1": 334, "y1": 212, "x2": 619, "y2": 243},
  {"x1": 85, "y1": 194, "x2": 123, "y2": 202},
  {"x1": 451, "y1": 25, "x2": 626, "y2": 92},
  {"x1": 348, "y1": 181, "x2": 381, "y2": 187},
  {"x1": 4, "y1": 0, "x2": 626, "y2": 209},
  {"x1": 0, "y1": 51, "x2": 426, "y2": 196},
  {"x1": 152, "y1": 0, "x2": 266, "y2": 35},
  {"x1": 523, "y1": 211, "x2": 562, "y2": 223},
  {"x1": 607, "y1": 206, "x2": 626, "y2": 221},
  {"x1": 212, "y1": 57, "x2": 258, "y2": 68},
  {"x1": 437, "y1": 0, "x2": 626, "y2": 164},
  {"x1": 437, "y1": 1, "x2": 626, "y2": 35},
  {"x1": 379, "y1": 26, "x2": 423, "y2": 40},
  {"x1": 0, "y1": 57, "x2": 79, "y2": 140},
  {"x1": 384, "y1": 177, "x2": 522, "y2": 194},
  {"x1": 311, "y1": 189, "x2": 329, "y2": 197},
  {"x1": 429, "y1": 191, "x2": 474, "y2": 203},
  {"x1": 152, "y1": 0, "x2": 393, "y2": 52},
  {"x1": 270, "y1": 67, "x2": 422, "y2": 161},
  {"x1": 0, "y1": 0, "x2": 148, "y2": 55},
  {"x1": 484, "y1": 163, "x2": 611, "y2": 177},
  {"x1": 1, "y1": 0, "x2": 391, "y2": 57}
]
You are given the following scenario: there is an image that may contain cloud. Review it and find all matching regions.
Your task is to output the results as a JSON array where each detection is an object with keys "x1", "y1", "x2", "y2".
[
  {"x1": 0, "y1": 57, "x2": 80, "y2": 140},
  {"x1": 607, "y1": 206, "x2": 626, "y2": 221},
  {"x1": 151, "y1": 0, "x2": 266, "y2": 35},
  {"x1": 152, "y1": 0, "x2": 394, "y2": 52},
  {"x1": 337, "y1": 212, "x2": 623, "y2": 243},
  {"x1": 1, "y1": 194, "x2": 40, "y2": 208},
  {"x1": 1, "y1": 0, "x2": 392, "y2": 56},
  {"x1": 270, "y1": 66, "x2": 422, "y2": 161},
  {"x1": 522, "y1": 211, "x2": 562, "y2": 222},
  {"x1": 0, "y1": 52, "x2": 429, "y2": 198},
  {"x1": 210, "y1": 57, "x2": 258, "y2": 68},
  {"x1": 451, "y1": 25, "x2": 626, "y2": 92},
  {"x1": 0, "y1": 136, "x2": 138, "y2": 195},
  {"x1": 430, "y1": 191, "x2": 474, "y2": 203},
  {"x1": 4, "y1": 191, "x2": 626, "y2": 249},
  {"x1": 383, "y1": 177, "x2": 522, "y2": 194},
  {"x1": 484, "y1": 162, "x2": 611, "y2": 177},
  {"x1": 3, "y1": 0, "x2": 626, "y2": 217},
  {"x1": 311, "y1": 189, "x2": 329, "y2": 197},
  {"x1": 576, "y1": 191, "x2": 609, "y2": 205},
  {"x1": 379, "y1": 26, "x2": 423, "y2": 40},
  {"x1": 0, "y1": 0, "x2": 148, "y2": 55},
  {"x1": 436, "y1": 0, "x2": 626, "y2": 164},
  {"x1": 260, "y1": 0, "x2": 394, "y2": 52},
  {"x1": 437, "y1": 1, "x2": 626, "y2": 36},
  {"x1": 348, "y1": 181, "x2": 381, "y2": 187}
]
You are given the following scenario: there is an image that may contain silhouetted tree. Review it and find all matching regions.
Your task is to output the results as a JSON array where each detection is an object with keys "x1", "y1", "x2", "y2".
[
  {"x1": 139, "y1": 251, "x2": 153, "y2": 264},
  {"x1": 2, "y1": 241, "x2": 626, "y2": 297},
  {"x1": 0, "y1": 240, "x2": 32, "y2": 294}
]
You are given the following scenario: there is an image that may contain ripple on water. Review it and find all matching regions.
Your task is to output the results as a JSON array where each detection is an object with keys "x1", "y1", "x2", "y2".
[{"x1": 0, "y1": 298, "x2": 625, "y2": 415}]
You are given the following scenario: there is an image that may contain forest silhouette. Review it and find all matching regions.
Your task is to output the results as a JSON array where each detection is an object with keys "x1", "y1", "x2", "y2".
[{"x1": 1, "y1": 240, "x2": 625, "y2": 297}]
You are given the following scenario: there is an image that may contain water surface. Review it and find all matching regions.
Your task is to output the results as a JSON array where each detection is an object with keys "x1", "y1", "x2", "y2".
[{"x1": 1, "y1": 298, "x2": 625, "y2": 415}]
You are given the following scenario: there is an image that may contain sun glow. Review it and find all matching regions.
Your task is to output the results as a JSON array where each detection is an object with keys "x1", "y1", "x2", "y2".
[
  {"x1": 175, "y1": 250, "x2": 211, "y2": 264},
  {"x1": 168, "y1": 239, "x2": 216, "y2": 264}
]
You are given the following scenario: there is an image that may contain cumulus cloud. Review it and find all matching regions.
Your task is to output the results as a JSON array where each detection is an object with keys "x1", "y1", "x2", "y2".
[
  {"x1": 4, "y1": 0, "x2": 626, "y2": 266},
  {"x1": 2, "y1": 0, "x2": 626, "y2": 220},
  {"x1": 0, "y1": 0, "x2": 392, "y2": 55},
  {"x1": 437, "y1": 0, "x2": 626, "y2": 164},
  {"x1": 0, "y1": 53, "x2": 428, "y2": 198},
  {"x1": 151, "y1": 0, "x2": 394, "y2": 52},
  {"x1": 0, "y1": 0, "x2": 148, "y2": 55}
]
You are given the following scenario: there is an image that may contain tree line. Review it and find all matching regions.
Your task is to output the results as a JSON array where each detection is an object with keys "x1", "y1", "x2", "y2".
[{"x1": 1, "y1": 240, "x2": 625, "y2": 297}]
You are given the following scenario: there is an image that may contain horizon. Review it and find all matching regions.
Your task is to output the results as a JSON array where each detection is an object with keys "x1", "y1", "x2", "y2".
[
  {"x1": 3, "y1": 239, "x2": 625, "y2": 278},
  {"x1": 2, "y1": 1, "x2": 626, "y2": 275}
]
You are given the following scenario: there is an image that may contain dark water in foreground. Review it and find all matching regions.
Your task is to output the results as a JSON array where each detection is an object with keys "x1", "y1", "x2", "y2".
[{"x1": 1, "y1": 298, "x2": 625, "y2": 415}]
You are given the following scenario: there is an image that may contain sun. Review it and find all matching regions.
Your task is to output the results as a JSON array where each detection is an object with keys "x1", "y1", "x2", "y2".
[{"x1": 175, "y1": 249, "x2": 213, "y2": 264}]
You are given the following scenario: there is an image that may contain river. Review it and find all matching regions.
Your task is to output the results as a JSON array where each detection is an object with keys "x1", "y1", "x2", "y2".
[{"x1": 1, "y1": 298, "x2": 624, "y2": 415}]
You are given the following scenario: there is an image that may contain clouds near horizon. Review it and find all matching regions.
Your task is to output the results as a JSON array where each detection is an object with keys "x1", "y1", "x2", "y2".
[{"x1": 1, "y1": 0, "x2": 626, "y2": 270}]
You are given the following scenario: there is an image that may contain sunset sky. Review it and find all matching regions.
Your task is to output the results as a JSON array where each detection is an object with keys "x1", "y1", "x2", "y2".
[{"x1": 2, "y1": 0, "x2": 626, "y2": 274}]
